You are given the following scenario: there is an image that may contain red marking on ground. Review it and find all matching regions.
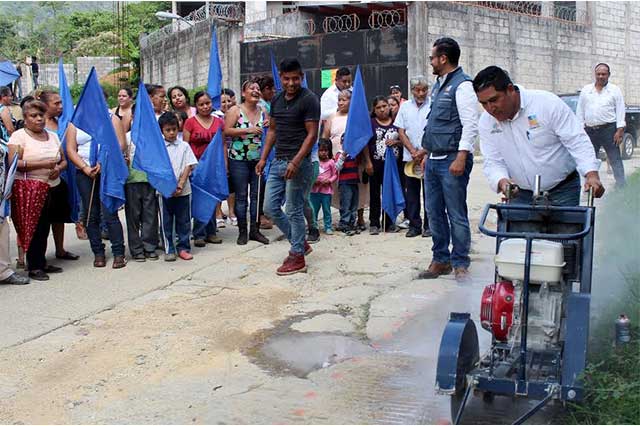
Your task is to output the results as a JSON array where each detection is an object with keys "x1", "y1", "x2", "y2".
[
  {"x1": 291, "y1": 408, "x2": 305, "y2": 416},
  {"x1": 330, "y1": 372, "x2": 344, "y2": 379},
  {"x1": 382, "y1": 332, "x2": 393, "y2": 340},
  {"x1": 435, "y1": 418, "x2": 452, "y2": 425},
  {"x1": 304, "y1": 391, "x2": 317, "y2": 399}
]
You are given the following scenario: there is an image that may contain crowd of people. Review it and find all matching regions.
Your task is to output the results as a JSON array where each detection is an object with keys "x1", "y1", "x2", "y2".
[{"x1": 0, "y1": 36, "x2": 612, "y2": 285}]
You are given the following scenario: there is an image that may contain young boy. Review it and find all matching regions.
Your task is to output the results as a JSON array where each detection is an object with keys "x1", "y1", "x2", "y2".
[
  {"x1": 125, "y1": 109, "x2": 159, "y2": 262},
  {"x1": 158, "y1": 112, "x2": 198, "y2": 261},
  {"x1": 336, "y1": 134, "x2": 360, "y2": 236}
]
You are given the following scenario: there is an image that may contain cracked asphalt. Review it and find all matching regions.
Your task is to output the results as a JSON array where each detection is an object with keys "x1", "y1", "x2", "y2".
[{"x1": 0, "y1": 155, "x2": 637, "y2": 424}]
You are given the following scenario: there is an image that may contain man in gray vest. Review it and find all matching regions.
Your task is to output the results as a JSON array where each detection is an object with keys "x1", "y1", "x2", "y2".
[{"x1": 419, "y1": 37, "x2": 479, "y2": 281}]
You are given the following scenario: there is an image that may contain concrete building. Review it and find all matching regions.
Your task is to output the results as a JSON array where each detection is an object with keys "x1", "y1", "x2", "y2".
[{"x1": 140, "y1": 1, "x2": 640, "y2": 104}]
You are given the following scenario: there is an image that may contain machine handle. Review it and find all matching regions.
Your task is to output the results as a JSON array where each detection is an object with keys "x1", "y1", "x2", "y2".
[
  {"x1": 478, "y1": 203, "x2": 593, "y2": 240},
  {"x1": 587, "y1": 187, "x2": 594, "y2": 207}
]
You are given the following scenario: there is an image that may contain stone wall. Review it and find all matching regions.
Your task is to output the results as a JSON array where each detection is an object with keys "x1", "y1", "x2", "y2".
[
  {"x1": 26, "y1": 57, "x2": 117, "y2": 90},
  {"x1": 140, "y1": 19, "x2": 243, "y2": 96},
  {"x1": 77, "y1": 56, "x2": 119, "y2": 85},
  {"x1": 35, "y1": 63, "x2": 75, "y2": 88},
  {"x1": 408, "y1": 1, "x2": 640, "y2": 104}
]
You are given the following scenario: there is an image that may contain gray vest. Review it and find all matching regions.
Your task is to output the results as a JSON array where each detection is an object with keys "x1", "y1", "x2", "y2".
[{"x1": 422, "y1": 67, "x2": 471, "y2": 155}]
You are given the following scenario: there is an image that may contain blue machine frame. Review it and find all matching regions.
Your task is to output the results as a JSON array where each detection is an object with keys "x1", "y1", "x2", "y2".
[{"x1": 435, "y1": 202, "x2": 595, "y2": 424}]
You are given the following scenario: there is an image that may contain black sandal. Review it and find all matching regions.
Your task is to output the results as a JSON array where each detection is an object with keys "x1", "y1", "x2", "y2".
[{"x1": 55, "y1": 251, "x2": 80, "y2": 260}]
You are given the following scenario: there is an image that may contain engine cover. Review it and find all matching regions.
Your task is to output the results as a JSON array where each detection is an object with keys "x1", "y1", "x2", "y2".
[{"x1": 480, "y1": 281, "x2": 515, "y2": 341}]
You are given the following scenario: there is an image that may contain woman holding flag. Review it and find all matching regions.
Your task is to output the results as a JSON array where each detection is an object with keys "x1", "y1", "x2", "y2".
[
  {"x1": 8, "y1": 100, "x2": 67, "y2": 281},
  {"x1": 224, "y1": 79, "x2": 269, "y2": 246}
]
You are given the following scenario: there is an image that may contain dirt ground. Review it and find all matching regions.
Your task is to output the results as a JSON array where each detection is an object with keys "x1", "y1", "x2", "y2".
[{"x1": 0, "y1": 154, "x2": 637, "y2": 424}]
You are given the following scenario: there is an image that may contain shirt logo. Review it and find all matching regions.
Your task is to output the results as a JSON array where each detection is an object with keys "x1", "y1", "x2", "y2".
[
  {"x1": 490, "y1": 123, "x2": 503, "y2": 134},
  {"x1": 444, "y1": 85, "x2": 452, "y2": 93},
  {"x1": 527, "y1": 114, "x2": 540, "y2": 129}
]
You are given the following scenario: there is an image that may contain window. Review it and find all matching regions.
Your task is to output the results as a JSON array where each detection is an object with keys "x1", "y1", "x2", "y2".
[{"x1": 554, "y1": 1, "x2": 577, "y2": 21}]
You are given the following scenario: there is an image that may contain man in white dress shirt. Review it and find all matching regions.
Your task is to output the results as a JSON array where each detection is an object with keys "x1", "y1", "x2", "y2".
[
  {"x1": 320, "y1": 67, "x2": 352, "y2": 121},
  {"x1": 418, "y1": 38, "x2": 479, "y2": 281},
  {"x1": 473, "y1": 66, "x2": 604, "y2": 207},
  {"x1": 577, "y1": 63, "x2": 626, "y2": 187}
]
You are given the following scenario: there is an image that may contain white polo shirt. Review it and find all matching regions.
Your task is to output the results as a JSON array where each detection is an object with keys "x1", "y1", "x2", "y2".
[
  {"x1": 479, "y1": 88, "x2": 600, "y2": 193},
  {"x1": 394, "y1": 98, "x2": 431, "y2": 162},
  {"x1": 165, "y1": 139, "x2": 198, "y2": 196},
  {"x1": 576, "y1": 82, "x2": 626, "y2": 128}
]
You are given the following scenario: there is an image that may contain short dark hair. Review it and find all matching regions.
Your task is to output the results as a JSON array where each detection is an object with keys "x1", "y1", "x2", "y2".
[
  {"x1": 221, "y1": 88, "x2": 235, "y2": 98},
  {"x1": 0, "y1": 86, "x2": 14, "y2": 97},
  {"x1": 145, "y1": 84, "x2": 164, "y2": 97},
  {"x1": 193, "y1": 91, "x2": 211, "y2": 105},
  {"x1": 336, "y1": 67, "x2": 351, "y2": 78},
  {"x1": 168, "y1": 86, "x2": 191, "y2": 108},
  {"x1": 22, "y1": 99, "x2": 47, "y2": 115},
  {"x1": 119, "y1": 87, "x2": 133, "y2": 98},
  {"x1": 433, "y1": 37, "x2": 461, "y2": 66},
  {"x1": 258, "y1": 75, "x2": 274, "y2": 91},
  {"x1": 158, "y1": 111, "x2": 179, "y2": 129},
  {"x1": 594, "y1": 62, "x2": 611, "y2": 73},
  {"x1": 279, "y1": 58, "x2": 302, "y2": 74},
  {"x1": 472, "y1": 66, "x2": 513, "y2": 93},
  {"x1": 20, "y1": 95, "x2": 35, "y2": 109},
  {"x1": 318, "y1": 138, "x2": 333, "y2": 159}
]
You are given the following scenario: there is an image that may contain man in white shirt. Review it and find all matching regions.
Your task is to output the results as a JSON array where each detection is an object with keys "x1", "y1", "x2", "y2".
[
  {"x1": 474, "y1": 66, "x2": 604, "y2": 207},
  {"x1": 394, "y1": 76, "x2": 431, "y2": 238},
  {"x1": 320, "y1": 67, "x2": 352, "y2": 121},
  {"x1": 418, "y1": 38, "x2": 479, "y2": 281},
  {"x1": 576, "y1": 63, "x2": 626, "y2": 187}
]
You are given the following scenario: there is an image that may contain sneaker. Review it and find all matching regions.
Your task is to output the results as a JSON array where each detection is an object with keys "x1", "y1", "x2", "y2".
[
  {"x1": 417, "y1": 261, "x2": 453, "y2": 279},
  {"x1": 345, "y1": 229, "x2": 356, "y2": 236},
  {"x1": 260, "y1": 216, "x2": 273, "y2": 230},
  {"x1": 205, "y1": 235, "x2": 223, "y2": 244},
  {"x1": 133, "y1": 253, "x2": 146, "y2": 262},
  {"x1": 369, "y1": 226, "x2": 380, "y2": 235},
  {"x1": 165, "y1": 253, "x2": 177, "y2": 262},
  {"x1": 194, "y1": 239, "x2": 206, "y2": 247},
  {"x1": 227, "y1": 216, "x2": 238, "y2": 226},
  {"x1": 28, "y1": 269, "x2": 49, "y2": 281},
  {"x1": 385, "y1": 225, "x2": 401, "y2": 233},
  {"x1": 216, "y1": 218, "x2": 226, "y2": 228},
  {"x1": 304, "y1": 241, "x2": 313, "y2": 256},
  {"x1": 178, "y1": 250, "x2": 193, "y2": 260},
  {"x1": 145, "y1": 251, "x2": 159, "y2": 261},
  {"x1": 422, "y1": 228, "x2": 433, "y2": 238},
  {"x1": 357, "y1": 223, "x2": 367, "y2": 232},
  {"x1": 276, "y1": 252, "x2": 307, "y2": 275},
  {"x1": 405, "y1": 228, "x2": 421, "y2": 238},
  {"x1": 307, "y1": 228, "x2": 320, "y2": 244},
  {"x1": 0, "y1": 273, "x2": 30, "y2": 285},
  {"x1": 325, "y1": 228, "x2": 334, "y2": 235},
  {"x1": 398, "y1": 219, "x2": 410, "y2": 229}
]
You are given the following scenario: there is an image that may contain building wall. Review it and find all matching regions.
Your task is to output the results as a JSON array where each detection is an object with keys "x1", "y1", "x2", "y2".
[
  {"x1": 140, "y1": 19, "x2": 242, "y2": 95},
  {"x1": 76, "y1": 57, "x2": 119, "y2": 86},
  {"x1": 408, "y1": 1, "x2": 640, "y2": 104},
  {"x1": 26, "y1": 57, "x2": 116, "y2": 90}
]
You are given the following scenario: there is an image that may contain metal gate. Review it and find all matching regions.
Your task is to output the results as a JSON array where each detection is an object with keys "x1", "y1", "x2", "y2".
[{"x1": 240, "y1": 25, "x2": 408, "y2": 105}]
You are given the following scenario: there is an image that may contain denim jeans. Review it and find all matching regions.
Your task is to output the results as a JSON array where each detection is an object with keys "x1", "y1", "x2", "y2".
[
  {"x1": 303, "y1": 161, "x2": 320, "y2": 231},
  {"x1": 264, "y1": 157, "x2": 312, "y2": 255},
  {"x1": 76, "y1": 172, "x2": 125, "y2": 257},
  {"x1": 229, "y1": 159, "x2": 259, "y2": 229},
  {"x1": 310, "y1": 192, "x2": 332, "y2": 231},
  {"x1": 511, "y1": 172, "x2": 581, "y2": 207},
  {"x1": 586, "y1": 123, "x2": 625, "y2": 187},
  {"x1": 161, "y1": 195, "x2": 191, "y2": 254},
  {"x1": 338, "y1": 182, "x2": 359, "y2": 229},
  {"x1": 424, "y1": 153, "x2": 473, "y2": 269}
]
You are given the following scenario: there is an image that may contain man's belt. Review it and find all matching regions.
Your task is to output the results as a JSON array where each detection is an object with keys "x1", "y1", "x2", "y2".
[{"x1": 585, "y1": 122, "x2": 616, "y2": 130}]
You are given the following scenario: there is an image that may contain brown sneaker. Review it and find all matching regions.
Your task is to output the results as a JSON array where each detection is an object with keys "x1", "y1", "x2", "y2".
[
  {"x1": 260, "y1": 216, "x2": 273, "y2": 230},
  {"x1": 417, "y1": 261, "x2": 452, "y2": 279},
  {"x1": 93, "y1": 255, "x2": 106, "y2": 268},
  {"x1": 205, "y1": 235, "x2": 223, "y2": 244},
  {"x1": 276, "y1": 252, "x2": 307, "y2": 276},
  {"x1": 454, "y1": 267, "x2": 471, "y2": 282},
  {"x1": 112, "y1": 255, "x2": 127, "y2": 269}
]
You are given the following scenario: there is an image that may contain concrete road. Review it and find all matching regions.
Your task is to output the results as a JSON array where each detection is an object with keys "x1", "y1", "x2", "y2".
[{"x1": 0, "y1": 154, "x2": 637, "y2": 424}]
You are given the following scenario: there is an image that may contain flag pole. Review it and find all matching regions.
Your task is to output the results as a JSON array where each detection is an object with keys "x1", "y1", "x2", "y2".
[
  {"x1": 256, "y1": 174, "x2": 262, "y2": 225},
  {"x1": 383, "y1": 212, "x2": 386, "y2": 234},
  {"x1": 85, "y1": 178, "x2": 96, "y2": 227}
]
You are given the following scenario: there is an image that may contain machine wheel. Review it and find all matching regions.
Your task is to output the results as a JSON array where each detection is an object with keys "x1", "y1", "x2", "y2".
[{"x1": 621, "y1": 133, "x2": 635, "y2": 159}]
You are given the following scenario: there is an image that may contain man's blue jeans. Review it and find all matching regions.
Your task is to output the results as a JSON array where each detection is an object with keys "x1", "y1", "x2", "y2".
[
  {"x1": 425, "y1": 153, "x2": 473, "y2": 269},
  {"x1": 511, "y1": 172, "x2": 581, "y2": 207},
  {"x1": 264, "y1": 157, "x2": 312, "y2": 255}
]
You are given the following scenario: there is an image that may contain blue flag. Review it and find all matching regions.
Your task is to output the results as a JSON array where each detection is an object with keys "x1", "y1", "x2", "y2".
[
  {"x1": 381, "y1": 148, "x2": 405, "y2": 222},
  {"x1": 302, "y1": 72, "x2": 308, "y2": 89},
  {"x1": 270, "y1": 51, "x2": 282, "y2": 92},
  {"x1": 207, "y1": 25, "x2": 223, "y2": 110},
  {"x1": 71, "y1": 67, "x2": 128, "y2": 214},
  {"x1": 131, "y1": 80, "x2": 177, "y2": 198},
  {"x1": 342, "y1": 66, "x2": 373, "y2": 159},
  {"x1": 57, "y1": 57, "x2": 80, "y2": 222},
  {"x1": 0, "y1": 61, "x2": 19, "y2": 87},
  {"x1": 190, "y1": 129, "x2": 229, "y2": 223}
]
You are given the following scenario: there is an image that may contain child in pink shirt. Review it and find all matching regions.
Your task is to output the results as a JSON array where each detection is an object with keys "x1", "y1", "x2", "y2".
[{"x1": 310, "y1": 139, "x2": 338, "y2": 234}]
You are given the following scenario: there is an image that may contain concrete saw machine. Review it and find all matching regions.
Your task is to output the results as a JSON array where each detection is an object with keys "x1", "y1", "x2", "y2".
[{"x1": 435, "y1": 176, "x2": 596, "y2": 424}]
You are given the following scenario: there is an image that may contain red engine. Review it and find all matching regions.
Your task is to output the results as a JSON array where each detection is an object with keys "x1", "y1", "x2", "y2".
[{"x1": 480, "y1": 281, "x2": 515, "y2": 341}]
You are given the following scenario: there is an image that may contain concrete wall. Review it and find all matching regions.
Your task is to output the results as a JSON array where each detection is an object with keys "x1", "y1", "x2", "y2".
[
  {"x1": 408, "y1": 1, "x2": 640, "y2": 104},
  {"x1": 35, "y1": 64, "x2": 75, "y2": 88},
  {"x1": 140, "y1": 19, "x2": 242, "y2": 96},
  {"x1": 77, "y1": 57, "x2": 119, "y2": 85},
  {"x1": 26, "y1": 57, "x2": 117, "y2": 90}
]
